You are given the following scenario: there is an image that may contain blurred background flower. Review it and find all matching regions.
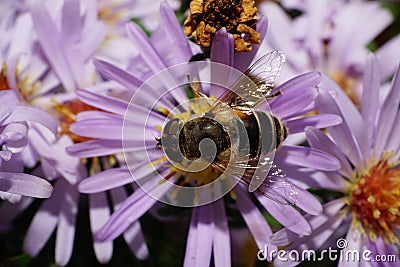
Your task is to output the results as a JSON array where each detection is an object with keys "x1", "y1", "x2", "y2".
[
  {"x1": 256, "y1": 0, "x2": 400, "y2": 107},
  {"x1": 272, "y1": 55, "x2": 400, "y2": 267}
]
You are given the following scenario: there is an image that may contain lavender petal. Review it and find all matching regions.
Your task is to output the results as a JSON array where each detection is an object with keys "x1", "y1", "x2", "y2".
[
  {"x1": 89, "y1": 192, "x2": 113, "y2": 263},
  {"x1": 0, "y1": 172, "x2": 53, "y2": 198},
  {"x1": 286, "y1": 114, "x2": 342, "y2": 134},
  {"x1": 275, "y1": 145, "x2": 341, "y2": 171},
  {"x1": 212, "y1": 199, "x2": 231, "y2": 267},
  {"x1": 23, "y1": 179, "x2": 66, "y2": 256},
  {"x1": 55, "y1": 183, "x2": 79, "y2": 266},
  {"x1": 234, "y1": 185, "x2": 276, "y2": 259}
]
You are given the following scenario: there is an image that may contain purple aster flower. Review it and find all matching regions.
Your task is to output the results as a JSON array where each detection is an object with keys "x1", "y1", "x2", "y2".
[
  {"x1": 257, "y1": 0, "x2": 400, "y2": 107},
  {"x1": 68, "y1": 6, "x2": 342, "y2": 264},
  {"x1": 272, "y1": 55, "x2": 400, "y2": 266},
  {"x1": 0, "y1": 0, "x2": 151, "y2": 265},
  {"x1": 0, "y1": 90, "x2": 55, "y2": 201}
]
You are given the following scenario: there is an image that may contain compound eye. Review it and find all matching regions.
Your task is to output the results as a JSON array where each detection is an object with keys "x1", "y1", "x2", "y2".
[
  {"x1": 161, "y1": 118, "x2": 218, "y2": 173},
  {"x1": 161, "y1": 118, "x2": 184, "y2": 163},
  {"x1": 163, "y1": 118, "x2": 182, "y2": 136}
]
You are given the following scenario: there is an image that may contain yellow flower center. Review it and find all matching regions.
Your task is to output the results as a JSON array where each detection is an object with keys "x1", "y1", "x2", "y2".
[{"x1": 349, "y1": 153, "x2": 400, "y2": 244}]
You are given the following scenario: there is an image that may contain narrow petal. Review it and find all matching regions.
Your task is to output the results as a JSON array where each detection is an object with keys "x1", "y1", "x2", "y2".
[
  {"x1": 256, "y1": 193, "x2": 311, "y2": 235},
  {"x1": 96, "y1": 172, "x2": 174, "y2": 241},
  {"x1": 286, "y1": 114, "x2": 342, "y2": 134},
  {"x1": 93, "y1": 59, "x2": 143, "y2": 91},
  {"x1": 271, "y1": 198, "x2": 346, "y2": 246},
  {"x1": 23, "y1": 179, "x2": 66, "y2": 256},
  {"x1": 71, "y1": 118, "x2": 157, "y2": 141},
  {"x1": 61, "y1": 0, "x2": 82, "y2": 46},
  {"x1": 338, "y1": 226, "x2": 363, "y2": 267},
  {"x1": 76, "y1": 110, "x2": 121, "y2": 121},
  {"x1": 319, "y1": 77, "x2": 368, "y2": 161},
  {"x1": 0, "y1": 90, "x2": 19, "y2": 120},
  {"x1": 274, "y1": 214, "x2": 346, "y2": 267},
  {"x1": 70, "y1": 118, "x2": 124, "y2": 140},
  {"x1": 0, "y1": 197, "x2": 33, "y2": 225},
  {"x1": 125, "y1": 22, "x2": 189, "y2": 103},
  {"x1": 184, "y1": 206, "x2": 213, "y2": 267},
  {"x1": 29, "y1": 3, "x2": 75, "y2": 91},
  {"x1": 234, "y1": 16, "x2": 268, "y2": 72},
  {"x1": 78, "y1": 24, "x2": 107, "y2": 63},
  {"x1": 210, "y1": 28, "x2": 234, "y2": 99},
  {"x1": 79, "y1": 168, "x2": 131, "y2": 193},
  {"x1": 375, "y1": 64, "x2": 400, "y2": 156},
  {"x1": 184, "y1": 206, "x2": 199, "y2": 267},
  {"x1": 4, "y1": 106, "x2": 57, "y2": 134},
  {"x1": 270, "y1": 86, "x2": 318, "y2": 119},
  {"x1": 66, "y1": 139, "x2": 123, "y2": 158},
  {"x1": 283, "y1": 167, "x2": 347, "y2": 191},
  {"x1": 211, "y1": 28, "x2": 234, "y2": 66},
  {"x1": 386, "y1": 112, "x2": 400, "y2": 154},
  {"x1": 234, "y1": 185, "x2": 276, "y2": 259},
  {"x1": 316, "y1": 90, "x2": 363, "y2": 168},
  {"x1": 276, "y1": 72, "x2": 321, "y2": 93},
  {"x1": 126, "y1": 22, "x2": 166, "y2": 73},
  {"x1": 55, "y1": 183, "x2": 79, "y2": 266},
  {"x1": 79, "y1": 159, "x2": 164, "y2": 194},
  {"x1": 77, "y1": 89, "x2": 128, "y2": 116},
  {"x1": 369, "y1": 236, "x2": 400, "y2": 266},
  {"x1": 289, "y1": 183, "x2": 322, "y2": 216},
  {"x1": 124, "y1": 104, "x2": 165, "y2": 125},
  {"x1": 4, "y1": 56, "x2": 19, "y2": 93},
  {"x1": 275, "y1": 146, "x2": 341, "y2": 171},
  {"x1": 361, "y1": 54, "x2": 380, "y2": 144},
  {"x1": 0, "y1": 172, "x2": 53, "y2": 198},
  {"x1": 160, "y1": 2, "x2": 192, "y2": 63},
  {"x1": 111, "y1": 187, "x2": 149, "y2": 260},
  {"x1": 89, "y1": 193, "x2": 113, "y2": 264},
  {"x1": 212, "y1": 199, "x2": 231, "y2": 267},
  {"x1": 2, "y1": 122, "x2": 28, "y2": 153},
  {"x1": 376, "y1": 35, "x2": 400, "y2": 81},
  {"x1": 123, "y1": 220, "x2": 149, "y2": 260},
  {"x1": 305, "y1": 127, "x2": 353, "y2": 178}
]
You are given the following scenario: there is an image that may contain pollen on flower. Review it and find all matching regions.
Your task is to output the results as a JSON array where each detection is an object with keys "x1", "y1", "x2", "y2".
[
  {"x1": 154, "y1": 125, "x2": 163, "y2": 131},
  {"x1": 98, "y1": 4, "x2": 126, "y2": 27},
  {"x1": 157, "y1": 106, "x2": 171, "y2": 117},
  {"x1": 0, "y1": 65, "x2": 9, "y2": 91},
  {"x1": 52, "y1": 99, "x2": 100, "y2": 143},
  {"x1": 183, "y1": 0, "x2": 260, "y2": 52},
  {"x1": 0, "y1": 63, "x2": 41, "y2": 102},
  {"x1": 349, "y1": 153, "x2": 400, "y2": 244}
]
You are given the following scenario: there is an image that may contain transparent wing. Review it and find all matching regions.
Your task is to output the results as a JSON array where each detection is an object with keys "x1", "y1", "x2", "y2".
[
  {"x1": 215, "y1": 157, "x2": 297, "y2": 205},
  {"x1": 237, "y1": 157, "x2": 297, "y2": 205},
  {"x1": 215, "y1": 50, "x2": 286, "y2": 108}
]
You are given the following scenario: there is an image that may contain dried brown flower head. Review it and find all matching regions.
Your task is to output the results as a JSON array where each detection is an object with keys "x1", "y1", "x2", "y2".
[{"x1": 184, "y1": 0, "x2": 260, "y2": 52}]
